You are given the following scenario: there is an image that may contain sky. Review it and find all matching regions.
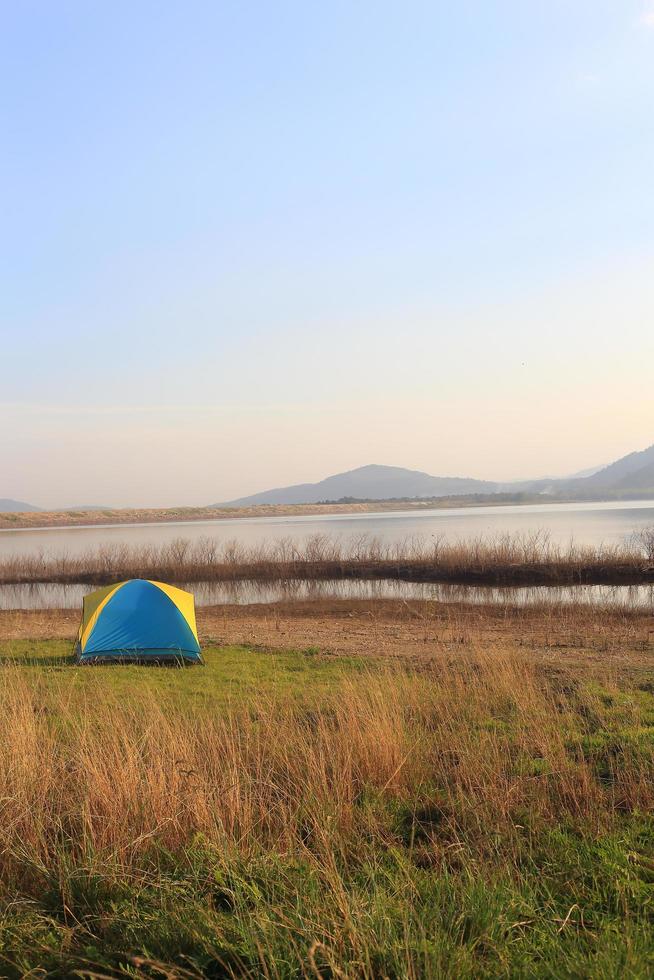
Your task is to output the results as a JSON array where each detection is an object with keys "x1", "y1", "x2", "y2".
[{"x1": 2, "y1": 0, "x2": 654, "y2": 507}]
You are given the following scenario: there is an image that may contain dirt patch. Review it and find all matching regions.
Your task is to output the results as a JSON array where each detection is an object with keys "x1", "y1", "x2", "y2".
[{"x1": 2, "y1": 599, "x2": 652, "y2": 676}]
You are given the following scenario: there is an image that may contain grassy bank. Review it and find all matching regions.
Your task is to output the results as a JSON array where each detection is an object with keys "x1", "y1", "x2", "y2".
[
  {"x1": 2, "y1": 530, "x2": 654, "y2": 588},
  {"x1": 0, "y1": 633, "x2": 653, "y2": 976},
  {"x1": 0, "y1": 502, "x2": 393, "y2": 531},
  {"x1": 3, "y1": 495, "x2": 654, "y2": 532},
  {"x1": 0, "y1": 497, "x2": 526, "y2": 531},
  {"x1": 0, "y1": 496, "x2": 619, "y2": 532}
]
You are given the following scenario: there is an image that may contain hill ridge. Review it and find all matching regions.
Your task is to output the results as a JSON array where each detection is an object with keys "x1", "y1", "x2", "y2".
[{"x1": 219, "y1": 444, "x2": 654, "y2": 507}]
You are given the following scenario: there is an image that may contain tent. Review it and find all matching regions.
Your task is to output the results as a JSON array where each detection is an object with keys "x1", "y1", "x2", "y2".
[{"x1": 74, "y1": 579, "x2": 202, "y2": 663}]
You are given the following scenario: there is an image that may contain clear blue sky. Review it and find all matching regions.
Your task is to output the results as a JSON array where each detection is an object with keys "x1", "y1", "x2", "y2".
[{"x1": 2, "y1": 1, "x2": 653, "y2": 506}]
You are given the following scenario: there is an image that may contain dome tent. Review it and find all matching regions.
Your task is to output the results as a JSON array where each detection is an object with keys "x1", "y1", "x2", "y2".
[{"x1": 74, "y1": 579, "x2": 202, "y2": 663}]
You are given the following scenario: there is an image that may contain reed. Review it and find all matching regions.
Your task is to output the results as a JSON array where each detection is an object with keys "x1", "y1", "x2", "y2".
[{"x1": 2, "y1": 529, "x2": 654, "y2": 588}]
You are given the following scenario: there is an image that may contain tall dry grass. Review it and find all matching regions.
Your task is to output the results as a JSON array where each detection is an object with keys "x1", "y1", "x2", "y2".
[
  {"x1": 2, "y1": 529, "x2": 654, "y2": 587},
  {"x1": 0, "y1": 649, "x2": 651, "y2": 888}
]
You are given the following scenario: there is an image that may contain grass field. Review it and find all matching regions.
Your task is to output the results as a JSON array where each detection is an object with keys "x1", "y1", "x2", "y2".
[{"x1": 1, "y1": 608, "x2": 654, "y2": 977}]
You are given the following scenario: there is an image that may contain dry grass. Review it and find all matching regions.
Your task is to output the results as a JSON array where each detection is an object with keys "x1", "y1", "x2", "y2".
[
  {"x1": 1, "y1": 595, "x2": 653, "y2": 687},
  {"x1": 0, "y1": 648, "x2": 651, "y2": 872},
  {"x1": 3, "y1": 529, "x2": 654, "y2": 588},
  {"x1": 0, "y1": 638, "x2": 653, "y2": 975},
  {"x1": 0, "y1": 601, "x2": 654, "y2": 974},
  {"x1": 0, "y1": 498, "x2": 472, "y2": 531}
]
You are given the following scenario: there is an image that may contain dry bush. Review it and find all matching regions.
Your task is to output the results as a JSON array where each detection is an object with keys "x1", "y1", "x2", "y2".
[{"x1": 2, "y1": 529, "x2": 654, "y2": 588}]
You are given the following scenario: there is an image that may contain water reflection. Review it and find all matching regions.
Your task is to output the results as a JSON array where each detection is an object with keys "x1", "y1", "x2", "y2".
[{"x1": 2, "y1": 579, "x2": 653, "y2": 611}]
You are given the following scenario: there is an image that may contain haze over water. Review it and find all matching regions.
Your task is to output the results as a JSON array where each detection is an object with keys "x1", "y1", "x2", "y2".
[{"x1": 2, "y1": 500, "x2": 653, "y2": 560}]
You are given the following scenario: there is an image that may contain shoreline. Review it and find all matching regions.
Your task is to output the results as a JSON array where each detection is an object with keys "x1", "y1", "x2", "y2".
[
  {"x1": 2, "y1": 494, "x2": 654, "y2": 532},
  {"x1": 3, "y1": 563, "x2": 654, "y2": 588},
  {"x1": 3, "y1": 598, "x2": 652, "y2": 676}
]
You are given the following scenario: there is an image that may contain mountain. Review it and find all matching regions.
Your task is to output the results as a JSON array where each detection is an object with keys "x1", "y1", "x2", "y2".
[
  {"x1": 576, "y1": 443, "x2": 654, "y2": 491},
  {"x1": 221, "y1": 444, "x2": 654, "y2": 507},
  {"x1": 0, "y1": 499, "x2": 41, "y2": 513},
  {"x1": 565, "y1": 463, "x2": 607, "y2": 479},
  {"x1": 0, "y1": 500, "x2": 111, "y2": 514},
  {"x1": 221, "y1": 464, "x2": 499, "y2": 506},
  {"x1": 511, "y1": 444, "x2": 654, "y2": 498},
  {"x1": 613, "y1": 460, "x2": 654, "y2": 491},
  {"x1": 5, "y1": 444, "x2": 653, "y2": 514}
]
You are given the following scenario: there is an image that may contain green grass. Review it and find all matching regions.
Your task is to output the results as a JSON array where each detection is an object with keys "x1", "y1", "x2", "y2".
[
  {"x1": 1, "y1": 816, "x2": 654, "y2": 977},
  {"x1": 0, "y1": 639, "x2": 366, "y2": 706},
  {"x1": 0, "y1": 640, "x2": 653, "y2": 977}
]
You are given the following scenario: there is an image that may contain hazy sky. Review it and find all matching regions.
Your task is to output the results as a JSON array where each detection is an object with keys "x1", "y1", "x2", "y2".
[{"x1": 2, "y1": 1, "x2": 653, "y2": 507}]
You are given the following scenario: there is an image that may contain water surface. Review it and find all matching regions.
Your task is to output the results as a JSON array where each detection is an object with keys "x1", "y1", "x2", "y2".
[
  {"x1": 1, "y1": 499, "x2": 653, "y2": 559},
  {"x1": 2, "y1": 580, "x2": 653, "y2": 611}
]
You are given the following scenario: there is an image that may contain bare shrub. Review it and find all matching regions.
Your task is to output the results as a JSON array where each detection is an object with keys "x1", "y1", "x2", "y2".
[
  {"x1": 637, "y1": 527, "x2": 654, "y2": 563},
  {"x1": 0, "y1": 531, "x2": 650, "y2": 588}
]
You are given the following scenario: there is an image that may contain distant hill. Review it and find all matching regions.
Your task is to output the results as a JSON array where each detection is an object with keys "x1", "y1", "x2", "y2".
[
  {"x1": 0, "y1": 500, "x2": 112, "y2": 514},
  {"x1": 5, "y1": 444, "x2": 654, "y2": 515},
  {"x1": 220, "y1": 445, "x2": 654, "y2": 508},
  {"x1": 221, "y1": 464, "x2": 499, "y2": 507},
  {"x1": 565, "y1": 463, "x2": 607, "y2": 479},
  {"x1": 576, "y1": 443, "x2": 654, "y2": 491},
  {"x1": 0, "y1": 499, "x2": 41, "y2": 513},
  {"x1": 510, "y1": 443, "x2": 654, "y2": 498},
  {"x1": 613, "y1": 460, "x2": 654, "y2": 491}
]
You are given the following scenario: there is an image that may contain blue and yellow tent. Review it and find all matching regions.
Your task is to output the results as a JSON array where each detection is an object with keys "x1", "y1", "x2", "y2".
[{"x1": 74, "y1": 579, "x2": 202, "y2": 663}]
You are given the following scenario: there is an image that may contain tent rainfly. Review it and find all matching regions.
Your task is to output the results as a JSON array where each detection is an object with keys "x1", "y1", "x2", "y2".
[{"x1": 74, "y1": 579, "x2": 202, "y2": 663}]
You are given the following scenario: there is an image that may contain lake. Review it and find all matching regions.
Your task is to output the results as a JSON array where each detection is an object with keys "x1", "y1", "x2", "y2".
[
  {"x1": 1, "y1": 499, "x2": 653, "y2": 559},
  {"x1": 2, "y1": 580, "x2": 653, "y2": 611}
]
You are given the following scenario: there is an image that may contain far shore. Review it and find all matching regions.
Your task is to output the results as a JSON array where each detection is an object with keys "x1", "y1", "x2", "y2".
[{"x1": 2, "y1": 492, "x2": 653, "y2": 532}]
